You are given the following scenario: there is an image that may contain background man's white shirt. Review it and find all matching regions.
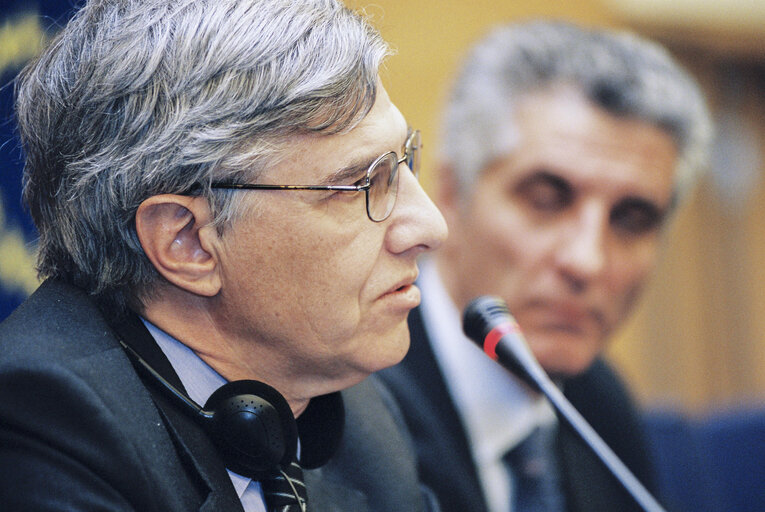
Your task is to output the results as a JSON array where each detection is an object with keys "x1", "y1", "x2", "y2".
[{"x1": 418, "y1": 259, "x2": 556, "y2": 512}]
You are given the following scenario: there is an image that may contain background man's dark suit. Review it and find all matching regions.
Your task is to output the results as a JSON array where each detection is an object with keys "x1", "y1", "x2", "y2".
[
  {"x1": 0, "y1": 279, "x2": 434, "y2": 512},
  {"x1": 380, "y1": 306, "x2": 658, "y2": 512}
]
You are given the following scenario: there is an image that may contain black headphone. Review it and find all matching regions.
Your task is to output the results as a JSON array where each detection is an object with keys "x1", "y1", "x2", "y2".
[{"x1": 119, "y1": 340, "x2": 298, "y2": 479}]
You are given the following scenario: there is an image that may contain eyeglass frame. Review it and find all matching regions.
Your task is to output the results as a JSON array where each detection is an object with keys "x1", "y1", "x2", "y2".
[{"x1": 206, "y1": 129, "x2": 421, "y2": 222}]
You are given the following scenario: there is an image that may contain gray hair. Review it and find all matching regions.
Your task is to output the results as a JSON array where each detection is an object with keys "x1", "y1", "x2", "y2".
[
  {"x1": 15, "y1": 0, "x2": 390, "y2": 313},
  {"x1": 441, "y1": 20, "x2": 712, "y2": 198}
]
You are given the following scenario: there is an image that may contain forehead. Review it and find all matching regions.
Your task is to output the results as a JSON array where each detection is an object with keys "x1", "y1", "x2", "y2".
[
  {"x1": 501, "y1": 86, "x2": 679, "y2": 202},
  {"x1": 266, "y1": 85, "x2": 408, "y2": 183}
]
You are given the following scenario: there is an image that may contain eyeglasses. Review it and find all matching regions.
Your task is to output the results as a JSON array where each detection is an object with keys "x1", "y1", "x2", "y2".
[{"x1": 209, "y1": 129, "x2": 421, "y2": 222}]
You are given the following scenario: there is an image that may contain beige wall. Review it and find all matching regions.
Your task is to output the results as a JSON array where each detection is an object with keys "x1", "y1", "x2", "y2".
[
  {"x1": 350, "y1": 0, "x2": 765, "y2": 414},
  {"x1": 344, "y1": 0, "x2": 617, "y2": 190}
]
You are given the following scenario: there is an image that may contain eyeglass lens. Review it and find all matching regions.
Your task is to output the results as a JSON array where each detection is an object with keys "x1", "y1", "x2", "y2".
[
  {"x1": 368, "y1": 152, "x2": 399, "y2": 221},
  {"x1": 367, "y1": 130, "x2": 421, "y2": 221},
  {"x1": 406, "y1": 130, "x2": 421, "y2": 179}
]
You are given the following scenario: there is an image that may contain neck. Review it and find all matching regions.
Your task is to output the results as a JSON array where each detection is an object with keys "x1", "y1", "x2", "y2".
[{"x1": 141, "y1": 295, "x2": 353, "y2": 418}]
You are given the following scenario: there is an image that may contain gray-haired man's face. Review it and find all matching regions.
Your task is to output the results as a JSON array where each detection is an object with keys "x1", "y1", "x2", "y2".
[
  {"x1": 439, "y1": 85, "x2": 678, "y2": 377},
  {"x1": 206, "y1": 83, "x2": 447, "y2": 401}
]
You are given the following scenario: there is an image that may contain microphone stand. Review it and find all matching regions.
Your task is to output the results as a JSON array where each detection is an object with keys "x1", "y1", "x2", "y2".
[
  {"x1": 465, "y1": 296, "x2": 667, "y2": 512},
  {"x1": 498, "y1": 336, "x2": 666, "y2": 512}
]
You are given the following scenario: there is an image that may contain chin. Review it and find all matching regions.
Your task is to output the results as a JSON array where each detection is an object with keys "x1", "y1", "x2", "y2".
[
  {"x1": 337, "y1": 345, "x2": 409, "y2": 392},
  {"x1": 377, "y1": 337, "x2": 411, "y2": 370},
  {"x1": 367, "y1": 325, "x2": 411, "y2": 373},
  {"x1": 530, "y1": 337, "x2": 600, "y2": 379},
  {"x1": 537, "y1": 351, "x2": 598, "y2": 379}
]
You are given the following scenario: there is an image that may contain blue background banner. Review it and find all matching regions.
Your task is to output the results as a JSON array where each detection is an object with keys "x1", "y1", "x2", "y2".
[{"x1": 0, "y1": 1, "x2": 81, "y2": 320}]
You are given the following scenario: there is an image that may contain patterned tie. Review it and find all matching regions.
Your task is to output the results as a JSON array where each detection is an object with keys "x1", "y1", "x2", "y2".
[
  {"x1": 261, "y1": 461, "x2": 308, "y2": 512},
  {"x1": 504, "y1": 425, "x2": 565, "y2": 512}
]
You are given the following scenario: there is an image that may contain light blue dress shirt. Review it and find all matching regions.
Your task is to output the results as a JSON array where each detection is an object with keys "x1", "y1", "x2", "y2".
[{"x1": 142, "y1": 319, "x2": 268, "y2": 512}]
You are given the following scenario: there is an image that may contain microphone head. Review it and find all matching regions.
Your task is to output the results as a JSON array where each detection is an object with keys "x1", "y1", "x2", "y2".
[
  {"x1": 462, "y1": 295, "x2": 512, "y2": 346},
  {"x1": 463, "y1": 295, "x2": 544, "y2": 391}
]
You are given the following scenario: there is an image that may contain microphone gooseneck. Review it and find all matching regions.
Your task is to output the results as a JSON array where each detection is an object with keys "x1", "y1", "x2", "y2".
[{"x1": 462, "y1": 295, "x2": 667, "y2": 512}]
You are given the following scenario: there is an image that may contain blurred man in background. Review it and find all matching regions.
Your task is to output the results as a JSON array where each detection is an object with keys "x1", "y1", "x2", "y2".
[{"x1": 381, "y1": 20, "x2": 712, "y2": 512}]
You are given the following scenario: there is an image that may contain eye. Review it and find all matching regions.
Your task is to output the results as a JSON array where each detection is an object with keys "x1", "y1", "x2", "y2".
[
  {"x1": 610, "y1": 198, "x2": 666, "y2": 235},
  {"x1": 514, "y1": 171, "x2": 573, "y2": 213},
  {"x1": 327, "y1": 162, "x2": 371, "y2": 191},
  {"x1": 351, "y1": 174, "x2": 368, "y2": 188}
]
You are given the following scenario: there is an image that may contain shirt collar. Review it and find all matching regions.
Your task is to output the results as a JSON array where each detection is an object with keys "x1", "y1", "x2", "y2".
[
  {"x1": 141, "y1": 319, "x2": 253, "y2": 498},
  {"x1": 418, "y1": 258, "x2": 556, "y2": 467}
]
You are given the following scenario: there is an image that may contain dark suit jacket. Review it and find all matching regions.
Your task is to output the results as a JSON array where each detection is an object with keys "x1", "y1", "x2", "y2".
[
  {"x1": 0, "y1": 279, "x2": 435, "y2": 512},
  {"x1": 379, "y1": 305, "x2": 659, "y2": 512}
]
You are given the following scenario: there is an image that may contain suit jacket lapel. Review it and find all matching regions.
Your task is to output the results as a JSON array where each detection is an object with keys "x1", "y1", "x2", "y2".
[
  {"x1": 304, "y1": 467, "x2": 369, "y2": 511},
  {"x1": 400, "y1": 306, "x2": 489, "y2": 512},
  {"x1": 109, "y1": 313, "x2": 243, "y2": 512},
  {"x1": 557, "y1": 421, "x2": 630, "y2": 512}
]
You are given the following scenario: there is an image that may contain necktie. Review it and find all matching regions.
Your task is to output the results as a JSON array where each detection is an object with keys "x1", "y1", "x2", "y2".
[
  {"x1": 504, "y1": 425, "x2": 565, "y2": 512},
  {"x1": 261, "y1": 461, "x2": 308, "y2": 512}
]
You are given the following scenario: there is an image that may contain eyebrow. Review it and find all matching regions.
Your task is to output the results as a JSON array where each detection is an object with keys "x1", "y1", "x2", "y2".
[
  {"x1": 319, "y1": 158, "x2": 375, "y2": 186},
  {"x1": 318, "y1": 127, "x2": 410, "y2": 186},
  {"x1": 617, "y1": 195, "x2": 669, "y2": 217}
]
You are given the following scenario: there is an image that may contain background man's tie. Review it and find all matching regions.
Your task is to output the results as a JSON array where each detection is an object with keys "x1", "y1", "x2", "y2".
[{"x1": 504, "y1": 425, "x2": 565, "y2": 512}]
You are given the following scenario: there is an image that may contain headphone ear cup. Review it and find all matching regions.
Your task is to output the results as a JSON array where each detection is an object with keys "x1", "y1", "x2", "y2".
[{"x1": 203, "y1": 380, "x2": 298, "y2": 479}]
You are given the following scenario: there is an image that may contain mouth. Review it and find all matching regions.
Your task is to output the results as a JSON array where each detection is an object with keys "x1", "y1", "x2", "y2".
[
  {"x1": 392, "y1": 282, "x2": 413, "y2": 293},
  {"x1": 378, "y1": 275, "x2": 421, "y2": 311},
  {"x1": 391, "y1": 271, "x2": 420, "y2": 293},
  {"x1": 525, "y1": 301, "x2": 604, "y2": 335}
]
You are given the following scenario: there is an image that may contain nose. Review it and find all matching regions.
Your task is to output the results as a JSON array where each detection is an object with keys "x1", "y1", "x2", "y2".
[
  {"x1": 385, "y1": 166, "x2": 448, "y2": 256},
  {"x1": 554, "y1": 202, "x2": 607, "y2": 289}
]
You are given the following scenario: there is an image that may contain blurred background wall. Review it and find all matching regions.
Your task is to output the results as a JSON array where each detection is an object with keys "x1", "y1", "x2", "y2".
[{"x1": 2, "y1": 0, "x2": 765, "y2": 416}]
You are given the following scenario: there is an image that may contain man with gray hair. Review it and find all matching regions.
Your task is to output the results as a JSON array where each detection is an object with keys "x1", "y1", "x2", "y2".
[
  {"x1": 0, "y1": 1, "x2": 447, "y2": 511},
  {"x1": 380, "y1": 20, "x2": 712, "y2": 512}
]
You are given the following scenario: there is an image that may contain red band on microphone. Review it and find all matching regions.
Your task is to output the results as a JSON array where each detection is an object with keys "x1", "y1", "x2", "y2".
[{"x1": 483, "y1": 321, "x2": 520, "y2": 360}]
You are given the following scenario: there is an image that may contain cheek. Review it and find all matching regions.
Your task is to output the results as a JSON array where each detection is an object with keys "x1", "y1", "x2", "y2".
[
  {"x1": 459, "y1": 199, "x2": 550, "y2": 295},
  {"x1": 446, "y1": 205, "x2": 516, "y2": 301},
  {"x1": 222, "y1": 218, "x2": 379, "y2": 345},
  {"x1": 606, "y1": 241, "x2": 659, "y2": 314},
  {"x1": 282, "y1": 242, "x2": 375, "y2": 338}
]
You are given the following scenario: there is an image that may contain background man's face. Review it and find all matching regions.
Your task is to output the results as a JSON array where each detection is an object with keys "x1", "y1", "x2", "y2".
[{"x1": 440, "y1": 85, "x2": 678, "y2": 377}]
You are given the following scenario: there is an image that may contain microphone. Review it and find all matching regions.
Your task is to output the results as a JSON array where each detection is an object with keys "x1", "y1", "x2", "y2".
[{"x1": 463, "y1": 295, "x2": 666, "y2": 512}]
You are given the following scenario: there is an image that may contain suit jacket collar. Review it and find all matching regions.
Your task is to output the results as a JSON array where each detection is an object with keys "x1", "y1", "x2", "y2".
[
  {"x1": 108, "y1": 311, "x2": 244, "y2": 511},
  {"x1": 557, "y1": 420, "x2": 632, "y2": 512},
  {"x1": 109, "y1": 310, "x2": 354, "y2": 511},
  {"x1": 304, "y1": 467, "x2": 369, "y2": 511}
]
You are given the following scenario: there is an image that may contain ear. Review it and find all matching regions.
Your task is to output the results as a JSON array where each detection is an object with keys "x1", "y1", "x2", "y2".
[{"x1": 136, "y1": 194, "x2": 222, "y2": 297}]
